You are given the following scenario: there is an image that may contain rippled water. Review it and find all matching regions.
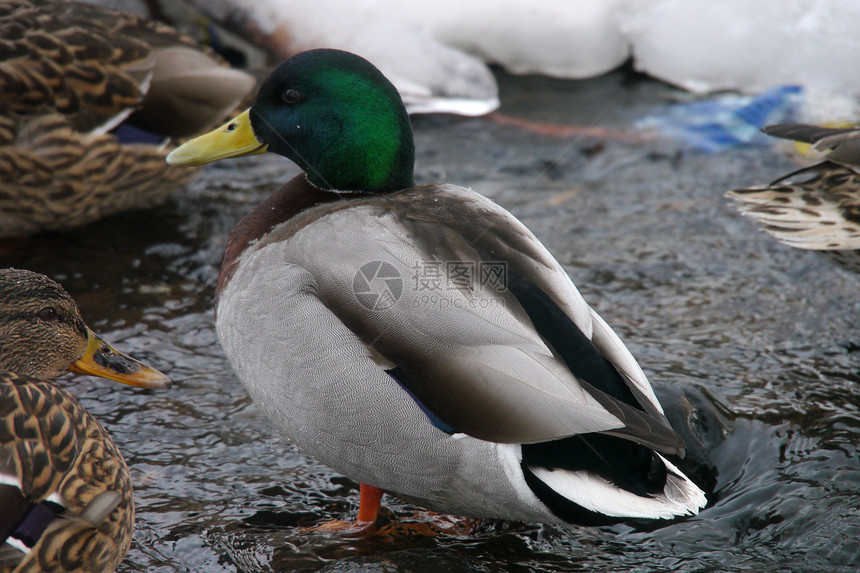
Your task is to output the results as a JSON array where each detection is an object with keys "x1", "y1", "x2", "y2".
[{"x1": 3, "y1": 69, "x2": 860, "y2": 572}]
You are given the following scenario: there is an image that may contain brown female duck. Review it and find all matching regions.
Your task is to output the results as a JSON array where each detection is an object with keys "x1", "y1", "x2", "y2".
[
  {"x1": 0, "y1": 268, "x2": 169, "y2": 572},
  {"x1": 0, "y1": 0, "x2": 255, "y2": 238}
]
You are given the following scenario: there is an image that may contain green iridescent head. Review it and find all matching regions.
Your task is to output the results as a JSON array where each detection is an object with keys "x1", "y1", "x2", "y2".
[{"x1": 168, "y1": 49, "x2": 416, "y2": 193}]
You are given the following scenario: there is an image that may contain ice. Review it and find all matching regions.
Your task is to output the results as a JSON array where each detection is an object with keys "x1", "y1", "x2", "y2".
[
  {"x1": 188, "y1": 0, "x2": 860, "y2": 120},
  {"x1": 411, "y1": 0, "x2": 630, "y2": 79},
  {"x1": 205, "y1": 0, "x2": 501, "y2": 116},
  {"x1": 624, "y1": 0, "x2": 860, "y2": 120},
  {"x1": 190, "y1": 0, "x2": 631, "y2": 115}
]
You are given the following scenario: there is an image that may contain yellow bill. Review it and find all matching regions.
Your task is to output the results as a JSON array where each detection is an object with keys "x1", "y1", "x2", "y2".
[
  {"x1": 166, "y1": 108, "x2": 268, "y2": 166},
  {"x1": 70, "y1": 328, "x2": 171, "y2": 389}
]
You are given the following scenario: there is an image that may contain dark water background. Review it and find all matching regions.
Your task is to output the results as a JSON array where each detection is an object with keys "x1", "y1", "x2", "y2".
[{"x1": 3, "y1": 69, "x2": 860, "y2": 572}]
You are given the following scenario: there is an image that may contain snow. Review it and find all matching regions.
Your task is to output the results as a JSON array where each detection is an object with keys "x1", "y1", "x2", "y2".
[
  {"x1": 624, "y1": 0, "x2": 860, "y2": 121},
  {"x1": 189, "y1": 0, "x2": 860, "y2": 120}
]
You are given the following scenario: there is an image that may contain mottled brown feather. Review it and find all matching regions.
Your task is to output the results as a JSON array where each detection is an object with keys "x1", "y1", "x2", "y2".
[
  {"x1": 0, "y1": 0, "x2": 255, "y2": 238},
  {"x1": 0, "y1": 374, "x2": 132, "y2": 573},
  {"x1": 727, "y1": 123, "x2": 860, "y2": 273},
  {"x1": 0, "y1": 269, "x2": 155, "y2": 573},
  {"x1": 0, "y1": 113, "x2": 195, "y2": 237}
]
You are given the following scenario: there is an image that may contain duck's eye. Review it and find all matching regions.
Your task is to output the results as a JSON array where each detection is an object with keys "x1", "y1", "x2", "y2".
[
  {"x1": 36, "y1": 307, "x2": 58, "y2": 321},
  {"x1": 282, "y1": 88, "x2": 302, "y2": 104}
]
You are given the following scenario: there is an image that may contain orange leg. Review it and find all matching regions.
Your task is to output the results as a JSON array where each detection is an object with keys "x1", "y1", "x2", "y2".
[
  {"x1": 309, "y1": 484, "x2": 479, "y2": 539},
  {"x1": 356, "y1": 483, "x2": 384, "y2": 524},
  {"x1": 305, "y1": 483, "x2": 384, "y2": 536}
]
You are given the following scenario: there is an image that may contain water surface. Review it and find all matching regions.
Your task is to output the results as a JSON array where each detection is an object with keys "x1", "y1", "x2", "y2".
[{"x1": 3, "y1": 69, "x2": 859, "y2": 572}]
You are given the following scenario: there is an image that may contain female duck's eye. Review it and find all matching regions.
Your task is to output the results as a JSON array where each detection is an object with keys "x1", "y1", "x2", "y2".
[
  {"x1": 282, "y1": 88, "x2": 302, "y2": 104},
  {"x1": 37, "y1": 307, "x2": 58, "y2": 321}
]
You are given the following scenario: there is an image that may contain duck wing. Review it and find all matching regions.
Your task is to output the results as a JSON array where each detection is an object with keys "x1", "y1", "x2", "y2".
[
  {"x1": 0, "y1": 0, "x2": 254, "y2": 138},
  {"x1": 266, "y1": 183, "x2": 683, "y2": 454},
  {"x1": 0, "y1": 373, "x2": 132, "y2": 571},
  {"x1": 763, "y1": 123, "x2": 860, "y2": 172},
  {"x1": 727, "y1": 167, "x2": 860, "y2": 250}
]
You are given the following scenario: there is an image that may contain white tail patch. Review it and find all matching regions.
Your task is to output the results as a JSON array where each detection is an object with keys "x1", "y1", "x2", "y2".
[{"x1": 530, "y1": 454, "x2": 706, "y2": 519}]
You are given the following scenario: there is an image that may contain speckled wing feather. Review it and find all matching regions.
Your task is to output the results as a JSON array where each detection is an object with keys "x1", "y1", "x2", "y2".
[
  {"x1": 0, "y1": 373, "x2": 132, "y2": 573},
  {"x1": 0, "y1": 0, "x2": 221, "y2": 133},
  {"x1": 0, "y1": 0, "x2": 255, "y2": 138},
  {"x1": 727, "y1": 123, "x2": 860, "y2": 273},
  {"x1": 0, "y1": 113, "x2": 195, "y2": 237},
  {"x1": 0, "y1": 0, "x2": 157, "y2": 134},
  {"x1": 727, "y1": 164, "x2": 860, "y2": 251},
  {"x1": 0, "y1": 0, "x2": 256, "y2": 238}
]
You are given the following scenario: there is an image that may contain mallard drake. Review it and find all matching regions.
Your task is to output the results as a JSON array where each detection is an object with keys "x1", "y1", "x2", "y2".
[
  {"x1": 0, "y1": 0, "x2": 256, "y2": 238},
  {"x1": 726, "y1": 124, "x2": 860, "y2": 273},
  {"x1": 0, "y1": 268, "x2": 170, "y2": 572},
  {"x1": 168, "y1": 49, "x2": 707, "y2": 527}
]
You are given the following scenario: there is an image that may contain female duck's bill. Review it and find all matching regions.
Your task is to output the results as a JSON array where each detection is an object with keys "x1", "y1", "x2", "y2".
[{"x1": 70, "y1": 328, "x2": 171, "y2": 389}]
